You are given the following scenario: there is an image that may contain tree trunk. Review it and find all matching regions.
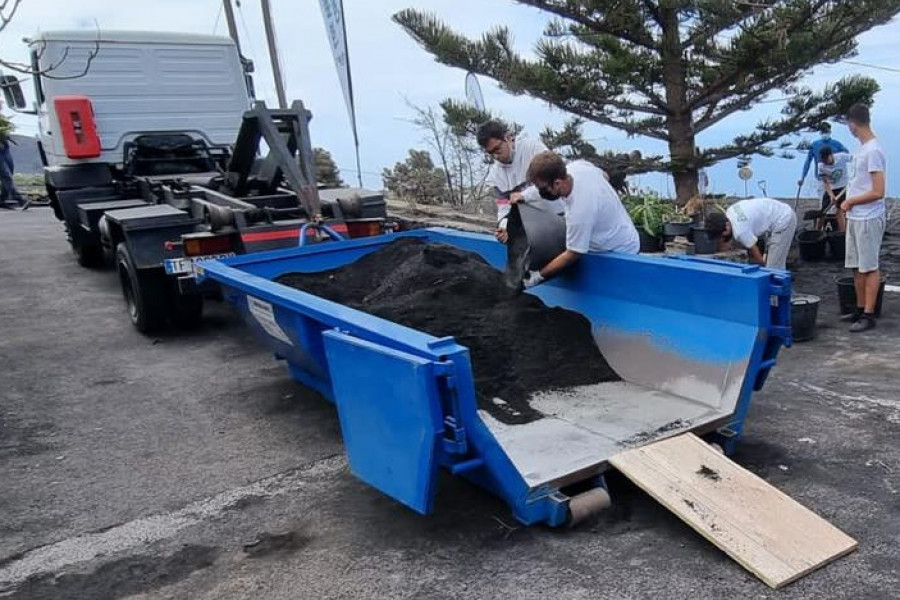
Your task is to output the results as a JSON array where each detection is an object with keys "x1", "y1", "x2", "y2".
[
  {"x1": 659, "y1": 5, "x2": 699, "y2": 206},
  {"x1": 672, "y1": 167, "x2": 699, "y2": 207}
]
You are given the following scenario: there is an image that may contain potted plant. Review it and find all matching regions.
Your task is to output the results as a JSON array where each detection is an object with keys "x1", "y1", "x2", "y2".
[
  {"x1": 690, "y1": 201, "x2": 726, "y2": 254},
  {"x1": 663, "y1": 207, "x2": 693, "y2": 239},
  {"x1": 625, "y1": 192, "x2": 673, "y2": 252}
]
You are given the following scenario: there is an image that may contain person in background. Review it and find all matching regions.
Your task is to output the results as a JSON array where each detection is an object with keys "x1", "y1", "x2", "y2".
[
  {"x1": 0, "y1": 104, "x2": 26, "y2": 210},
  {"x1": 797, "y1": 122, "x2": 848, "y2": 191},
  {"x1": 839, "y1": 103, "x2": 887, "y2": 333},
  {"x1": 705, "y1": 198, "x2": 797, "y2": 270},
  {"x1": 817, "y1": 146, "x2": 851, "y2": 232},
  {"x1": 477, "y1": 121, "x2": 559, "y2": 243},
  {"x1": 519, "y1": 151, "x2": 639, "y2": 288}
]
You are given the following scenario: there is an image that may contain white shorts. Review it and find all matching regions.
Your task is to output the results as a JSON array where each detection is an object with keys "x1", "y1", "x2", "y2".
[{"x1": 846, "y1": 217, "x2": 885, "y2": 273}]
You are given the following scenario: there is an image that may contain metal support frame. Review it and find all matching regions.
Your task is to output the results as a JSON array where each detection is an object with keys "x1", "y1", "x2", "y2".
[{"x1": 224, "y1": 101, "x2": 321, "y2": 220}]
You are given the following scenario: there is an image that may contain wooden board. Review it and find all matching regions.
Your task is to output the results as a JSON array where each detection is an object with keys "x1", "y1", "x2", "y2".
[{"x1": 609, "y1": 433, "x2": 858, "y2": 588}]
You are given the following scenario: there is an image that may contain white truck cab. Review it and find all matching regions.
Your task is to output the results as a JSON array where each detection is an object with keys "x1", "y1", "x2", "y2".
[{"x1": 10, "y1": 30, "x2": 251, "y2": 170}]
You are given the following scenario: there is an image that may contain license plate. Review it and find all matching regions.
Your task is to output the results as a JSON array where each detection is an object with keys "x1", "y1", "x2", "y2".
[{"x1": 164, "y1": 253, "x2": 235, "y2": 276}]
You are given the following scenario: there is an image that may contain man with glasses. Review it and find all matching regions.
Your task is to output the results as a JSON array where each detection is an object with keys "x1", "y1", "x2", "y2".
[
  {"x1": 520, "y1": 151, "x2": 639, "y2": 289},
  {"x1": 477, "y1": 121, "x2": 560, "y2": 243}
]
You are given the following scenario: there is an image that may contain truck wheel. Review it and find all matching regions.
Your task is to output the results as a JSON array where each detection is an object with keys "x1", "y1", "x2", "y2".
[
  {"x1": 170, "y1": 291, "x2": 203, "y2": 329},
  {"x1": 73, "y1": 239, "x2": 105, "y2": 268},
  {"x1": 116, "y1": 243, "x2": 167, "y2": 333}
]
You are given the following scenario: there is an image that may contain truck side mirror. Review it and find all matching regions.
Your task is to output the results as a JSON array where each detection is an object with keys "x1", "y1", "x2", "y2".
[{"x1": 0, "y1": 74, "x2": 29, "y2": 110}]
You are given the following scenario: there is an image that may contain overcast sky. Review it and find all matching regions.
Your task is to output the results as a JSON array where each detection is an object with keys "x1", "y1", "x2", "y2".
[{"x1": 2, "y1": 0, "x2": 898, "y2": 198}]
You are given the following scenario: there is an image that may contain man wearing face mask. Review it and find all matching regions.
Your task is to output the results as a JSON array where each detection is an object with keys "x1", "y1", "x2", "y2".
[
  {"x1": 520, "y1": 152, "x2": 639, "y2": 288},
  {"x1": 477, "y1": 121, "x2": 562, "y2": 243},
  {"x1": 797, "y1": 122, "x2": 848, "y2": 190}
]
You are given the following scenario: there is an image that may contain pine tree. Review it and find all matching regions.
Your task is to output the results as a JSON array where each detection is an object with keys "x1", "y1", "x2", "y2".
[
  {"x1": 394, "y1": 1, "x2": 899, "y2": 202},
  {"x1": 313, "y1": 148, "x2": 344, "y2": 188}
]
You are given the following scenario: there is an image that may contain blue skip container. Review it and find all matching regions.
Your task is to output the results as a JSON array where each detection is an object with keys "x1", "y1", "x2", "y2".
[{"x1": 198, "y1": 228, "x2": 792, "y2": 526}]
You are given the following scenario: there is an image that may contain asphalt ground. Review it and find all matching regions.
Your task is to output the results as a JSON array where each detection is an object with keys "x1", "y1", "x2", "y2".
[{"x1": 1, "y1": 207, "x2": 898, "y2": 599}]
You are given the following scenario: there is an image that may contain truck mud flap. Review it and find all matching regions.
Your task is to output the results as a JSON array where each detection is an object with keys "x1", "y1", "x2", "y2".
[{"x1": 322, "y1": 330, "x2": 444, "y2": 514}]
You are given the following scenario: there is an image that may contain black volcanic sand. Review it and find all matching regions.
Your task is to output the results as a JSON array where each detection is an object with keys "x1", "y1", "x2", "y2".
[{"x1": 276, "y1": 238, "x2": 619, "y2": 424}]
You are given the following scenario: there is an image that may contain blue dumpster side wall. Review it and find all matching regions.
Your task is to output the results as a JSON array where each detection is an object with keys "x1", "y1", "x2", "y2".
[{"x1": 198, "y1": 228, "x2": 791, "y2": 524}]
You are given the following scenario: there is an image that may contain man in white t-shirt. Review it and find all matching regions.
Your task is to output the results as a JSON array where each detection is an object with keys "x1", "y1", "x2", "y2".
[
  {"x1": 817, "y1": 146, "x2": 851, "y2": 232},
  {"x1": 838, "y1": 103, "x2": 887, "y2": 333},
  {"x1": 704, "y1": 198, "x2": 797, "y2": 270},
  {"x1": 518, "y1": 151, "x2": 639, "y2": 288},
  {"x1": 477, "y1": 121, "x2": 563, "y2": 243}
]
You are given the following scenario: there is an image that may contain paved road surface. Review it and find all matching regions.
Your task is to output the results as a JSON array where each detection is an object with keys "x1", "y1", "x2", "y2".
[{"x1": 1, "y1": 208, "x2": 898, "y2": 599}]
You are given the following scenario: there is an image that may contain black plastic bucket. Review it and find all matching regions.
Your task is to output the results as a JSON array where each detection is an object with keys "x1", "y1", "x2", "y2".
[
  {"x1": 797, "y1": 229, "x2": 827, "y2": 261},
  {"x1": 691, "y1": 226, "x2": 718, "y2": 254},
  {"x1": 638, "y1": 229, "x2": 662, "y2": 253},
  {"x1": 836, "y1": 275, "x2": 886, "y2": 317},
  {"x1": 791, "y1": 294, "x2": 821, "y2": 342},
  {"x1": 504, "y1": 202, "x2": 567, "y2": 288},
  {"x1": 826, "y1": 231, "x2": 845, "y2": 261}
]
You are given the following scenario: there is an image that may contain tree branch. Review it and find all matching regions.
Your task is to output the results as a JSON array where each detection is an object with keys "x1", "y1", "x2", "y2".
[{"x1": 515, "y1": 0, "x2": 658, "y2": 51}]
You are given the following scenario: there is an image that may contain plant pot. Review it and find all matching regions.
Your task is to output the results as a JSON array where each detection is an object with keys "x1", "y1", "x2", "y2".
[
  {"x1": 796, "y1": 229, "x2": 827, "y2": 261},
  {"x1": 663, "y1": 221, "x2": 693, "y2": 239},
  {"x1": 836, "y1": 275, "x2": 885, "y2": 317},
  {"x1": 638, "y1": 229, "x2": 662, "y2": 253},
  {"x1": 791, "y1": 294, "x2": 820, "y2": 342},
  {"x1": 691, "y1": 226, "x2": 718, "y2": 254}
]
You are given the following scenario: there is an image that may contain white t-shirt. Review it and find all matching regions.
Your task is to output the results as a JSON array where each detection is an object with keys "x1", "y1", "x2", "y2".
[
  {"x1": 486, "y1": 133, "x2": 553, "y2": 224},
  {"x1": 726, "y1": 198, "x2": 795, "y2": 249},
  {"x1": 562, "y1": 160, "x2": 640, "y2": 254},
  {"x1": 817, "y1": 152, "x2": 851, "y2": 189},
  {"x1": 846, "y1": 139, "x2": 887, "y2": 220}
]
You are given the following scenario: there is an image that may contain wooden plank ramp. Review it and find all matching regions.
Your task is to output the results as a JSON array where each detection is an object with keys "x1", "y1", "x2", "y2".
[{"x1": 609, "y1": 433, "x2": 857, "y2": 589}]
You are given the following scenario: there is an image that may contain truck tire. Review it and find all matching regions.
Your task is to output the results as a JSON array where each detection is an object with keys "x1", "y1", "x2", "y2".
[
  {"x1": 169, "y1": 290, "x2": 203, "y2": 329},
  {"x1": 73, "y1": 239, "x2": 105, "y2": 268},
  {"x1": 116, "y1": 243, "x2": 167, "y2": 333}
]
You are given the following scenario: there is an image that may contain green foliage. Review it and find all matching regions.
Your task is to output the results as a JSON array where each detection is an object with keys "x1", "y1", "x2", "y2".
[
  {"x1": 0, "y1": 114, "x2": 15, "y2": 144},
  {"x1": 394, "y1": 1, "x2": 900, "y2": 202},
  {"x1": 382, "y1": 149, "x2": 448, "y2": 205},
  {"x1": 313, "y1": 147, "x2": 344, "y2": 188},
  {"x1": 622, "y1": 191, "x2": 676, "y2": 237}
]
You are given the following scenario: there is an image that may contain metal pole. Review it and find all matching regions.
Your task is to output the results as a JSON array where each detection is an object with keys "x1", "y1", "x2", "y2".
[
  {"x1": 339, "y1": 0, "x2": 363, "y2": 188},
  {"x1": 222, "y1": 0, "x2": 242, "y2": 57},
  {"x1": 261, "y1": 0, "x2": 288, "y2": 109}
]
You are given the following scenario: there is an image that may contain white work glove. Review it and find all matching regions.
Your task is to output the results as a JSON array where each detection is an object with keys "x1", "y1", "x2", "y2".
[{"x1": 523, "y1": 270, "x2": 544, "y2": 289}]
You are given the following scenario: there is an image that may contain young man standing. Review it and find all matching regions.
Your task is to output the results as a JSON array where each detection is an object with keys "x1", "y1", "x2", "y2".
[
  {"x1": 705, "y1": 198, "x2": 797, "y2": 270},
  {"x1": 519, "y1": 151, "x2": 639, "y2": 288},
  {"x1": 817, "y1": 146, "x2": 851, "y2": 232},
  {"x1": 840, "y1": 103, "x2": 887, "y2": 333},
  {"x1": 477, "y1": 121, "x2": 558, "y2": 244}
]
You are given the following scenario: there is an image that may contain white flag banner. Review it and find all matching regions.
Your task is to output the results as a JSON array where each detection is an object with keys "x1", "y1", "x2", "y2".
[
  {"x1": 318, "y1": 0, "x2": 362, "y2": 186},
  {"x1": 319, "y1": 0, "x2": 355, "y2": 130}
]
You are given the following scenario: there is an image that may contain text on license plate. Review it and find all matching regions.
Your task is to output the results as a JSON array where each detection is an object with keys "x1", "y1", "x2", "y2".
[{"x1": 164, "y1": 253, "x2": 235, "y2": 275}]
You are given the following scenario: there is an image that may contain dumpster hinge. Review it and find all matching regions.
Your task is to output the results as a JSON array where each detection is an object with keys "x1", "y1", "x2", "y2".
[{"x1": 435, "y1": 362, "x2": 468, "y2": 455}]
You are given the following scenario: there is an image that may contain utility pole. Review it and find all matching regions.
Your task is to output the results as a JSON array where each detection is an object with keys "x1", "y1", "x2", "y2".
[
  {"x1": 222, "y1": 0, "x2": 242, "y2": 57},
  {"x1": 261, "y1": 0, "x2": 288, "y2": 109}
]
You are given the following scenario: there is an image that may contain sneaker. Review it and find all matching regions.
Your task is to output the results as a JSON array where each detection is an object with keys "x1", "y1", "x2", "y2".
[
  {"x1": 840, "y1": 310, "x2": 863, "y2": 323},
  {"x1": 849, "y1": 315, "x2": 876, "y2": 333}
]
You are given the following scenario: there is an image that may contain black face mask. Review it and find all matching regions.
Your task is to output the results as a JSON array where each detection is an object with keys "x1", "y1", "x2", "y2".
[{"x1": 538, "y1": 186, "x2": 560, "y2": 201}]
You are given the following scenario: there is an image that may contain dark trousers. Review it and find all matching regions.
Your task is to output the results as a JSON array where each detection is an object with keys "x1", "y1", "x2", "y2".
[{"x1": 0, "y1": 142, "x2": 24, "y2": 205}]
